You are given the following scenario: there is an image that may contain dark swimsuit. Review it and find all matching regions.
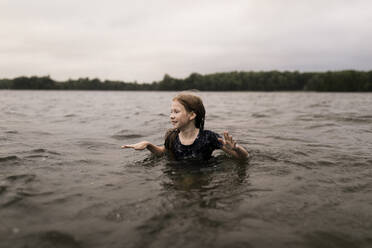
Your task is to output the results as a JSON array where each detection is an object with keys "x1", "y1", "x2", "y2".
[{"x1": 169, "y1": 130, "x2": 223, "y2": 161}]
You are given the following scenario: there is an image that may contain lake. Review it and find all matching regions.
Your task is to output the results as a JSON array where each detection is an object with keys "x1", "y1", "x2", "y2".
[{"x1": 1, "y1": 91, "x2": 372, "y2": 248}]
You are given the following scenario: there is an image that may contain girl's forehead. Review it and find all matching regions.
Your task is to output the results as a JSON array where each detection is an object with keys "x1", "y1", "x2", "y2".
[
  {"x1": 171, "y1": 99, "x2": 180, "y2": 105},
  {"x1": 171, "y1": 100, "x2": 185, "y2": 109}
]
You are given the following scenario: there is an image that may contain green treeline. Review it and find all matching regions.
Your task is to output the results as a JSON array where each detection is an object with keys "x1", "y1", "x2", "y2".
[{"x1": 1, "y1": 70, "x2": 372, "y2": 91}]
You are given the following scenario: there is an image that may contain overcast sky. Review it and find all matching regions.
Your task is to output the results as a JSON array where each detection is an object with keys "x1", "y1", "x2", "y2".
[{"x1": 1, "y1": 0, "x2": 371, "y2": 82}]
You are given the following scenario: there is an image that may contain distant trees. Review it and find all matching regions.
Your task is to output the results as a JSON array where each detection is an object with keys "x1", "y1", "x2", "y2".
[
  {"x1": 1, "y1": 70, "x2": 372, "y2": 91},
  {"x1": 10, "y1": 76, "x2": 56, "y2": 89}
]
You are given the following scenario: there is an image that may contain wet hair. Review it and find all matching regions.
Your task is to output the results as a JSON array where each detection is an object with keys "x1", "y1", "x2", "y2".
[{"x1": 164, "y1": 93, "x2": 206, "y2": 158}]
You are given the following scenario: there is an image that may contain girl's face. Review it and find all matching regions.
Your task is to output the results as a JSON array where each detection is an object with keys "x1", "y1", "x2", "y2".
[{"x1": 170, "y1": 100, "x2": 195, "y2": 130}]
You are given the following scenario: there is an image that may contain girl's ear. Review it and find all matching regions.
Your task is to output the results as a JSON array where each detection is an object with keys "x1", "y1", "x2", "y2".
[{"x1": 189, "y1": 111, "x2": 196, "y2": 121}]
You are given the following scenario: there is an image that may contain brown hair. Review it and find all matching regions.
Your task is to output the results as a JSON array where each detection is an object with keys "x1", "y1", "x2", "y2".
[{"x1": 164, "y1": 93, "x2": 206, "y2": 157}]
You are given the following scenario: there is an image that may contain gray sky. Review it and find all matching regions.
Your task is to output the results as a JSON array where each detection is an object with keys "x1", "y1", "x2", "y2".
[{"x1": 1, "y1": 0, "x2": 372, "y2": 83}]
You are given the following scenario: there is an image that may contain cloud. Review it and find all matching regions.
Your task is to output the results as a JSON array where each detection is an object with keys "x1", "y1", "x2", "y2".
[{"x1": 1, "y1": 0, "x2": 371, "y2": 82}]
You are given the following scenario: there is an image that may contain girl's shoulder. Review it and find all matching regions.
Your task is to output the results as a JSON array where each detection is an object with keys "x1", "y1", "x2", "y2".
[
  {"x1": 200, "y1": 129, "x2": 222, "y2": 149},
  {"x1": 201, "y1": 129, "x2": 221, "y2": 138},
  {"x1": 202, "y1": 129, "x2": 218, "y2": 134}
]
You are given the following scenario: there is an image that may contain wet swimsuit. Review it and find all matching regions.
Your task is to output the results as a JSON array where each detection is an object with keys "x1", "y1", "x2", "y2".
[{"x1": 170, "y1": 130, "x2": 223, "y2": 161}]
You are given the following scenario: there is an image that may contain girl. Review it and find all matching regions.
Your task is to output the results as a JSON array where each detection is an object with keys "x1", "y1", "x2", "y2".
[{"x1": 121, "y1": 93, "x2": 249, "y2": 160}]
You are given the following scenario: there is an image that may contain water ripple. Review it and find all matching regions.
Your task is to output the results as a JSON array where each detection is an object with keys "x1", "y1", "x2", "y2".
[
  {"x1": 0, "y1": 155, "x2": 20, "y2": 162},
  {"x1": 1, "y1": 91, "x2": 371, "y2": 248}
]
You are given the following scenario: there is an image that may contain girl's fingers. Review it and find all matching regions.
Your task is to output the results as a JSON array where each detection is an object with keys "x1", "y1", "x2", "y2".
[
  {"x1": 222, "y1": 131, "x2": 238, "y2": 149},
  {"x1": 224, "y1": 131, "x2": 229, "y2": 142},
  {"x1": 225, "y1": 131, "x2": 233, "y2": 141}
]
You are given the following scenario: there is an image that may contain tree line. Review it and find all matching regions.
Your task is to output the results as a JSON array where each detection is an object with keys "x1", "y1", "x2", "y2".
[{"x1": 1, "y1": 70, "x2": 372, "y2": 91}]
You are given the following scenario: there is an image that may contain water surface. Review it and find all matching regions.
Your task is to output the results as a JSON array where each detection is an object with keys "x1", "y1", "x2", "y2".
[{"x1": 1, "y1": 91, "x2": 372, "y2": 248}]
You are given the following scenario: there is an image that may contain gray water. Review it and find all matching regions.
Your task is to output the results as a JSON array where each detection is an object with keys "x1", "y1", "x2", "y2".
[{"x1": 0, "y1": 91, "x2": 371, "y2": 248}]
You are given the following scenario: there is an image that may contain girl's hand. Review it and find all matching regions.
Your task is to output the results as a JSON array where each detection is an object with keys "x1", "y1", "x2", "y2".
[
  {"x1": 218, "y1": 131, "x2": 237, "y2": 151},
  {"x1": 218, "y1": 131, "x2": 249, "y2": 159},
  {"x1": 121, "y1": 141, "x2": 149, "y2": 150}
]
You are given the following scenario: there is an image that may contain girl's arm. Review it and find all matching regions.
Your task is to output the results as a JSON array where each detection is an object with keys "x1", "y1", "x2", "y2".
[
  {"x1": 218, "y1": 131, "x2": 249, "y2": 160},
  {"x1": 121, "y1": 141, "x2": 165, "y2": 156}
]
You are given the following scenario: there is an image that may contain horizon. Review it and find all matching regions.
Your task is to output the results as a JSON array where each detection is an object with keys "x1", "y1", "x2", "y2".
[{"x1": 2, "y1": 68, "x2": 372, "y2": 84}]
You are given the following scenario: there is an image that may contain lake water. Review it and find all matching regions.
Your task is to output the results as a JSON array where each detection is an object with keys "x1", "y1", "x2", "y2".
[{"x1": 1, "y1": 90, "x2": 372, "y2": 248}]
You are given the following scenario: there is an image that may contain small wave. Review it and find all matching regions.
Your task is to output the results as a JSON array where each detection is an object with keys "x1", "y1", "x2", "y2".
[
  {"x1": 3, "y1": 111, "x2": 27, "y2": 117},
  {"x1": 75, "y1": 202, "x2": 109, "y2": 219},
  {"x1": 296, "y1": 113, "x2": 372, "y2": 124},
  {"x1": 76, "y1": 140, "x2": 114, "y2": 150},
  {"x1": 296, "y1": 114, "x2": 325, "y2": 122},
  {"x1": 22, "y1": 149, "x2": 61, "y2": 159},
  {"x1": 31, "y1": 131, "x2": 52, "y2": 136},
  {"x1": 5, "y1": 130, "x2": 18, "y2": 134},
  {"x1": 17, "y1": 231, "x2": 82, "y2": 248},
  {"x1": 308, "y1": 101, "x2": 330, "y2": 108},
  {"x1": 1, "y1": 196, "x2": 23, "y2": 207},
  {"x1": 270, "y1": 167, "x2": 292, "y2": 176},
  {"x1": 24, "y1": 154, "x2": 49, "y2": 159},
  {"x1": 115, "y1": 129, "x2": 129, "y2": 133},
  {"x1": 266, "y1": 135, "x2": 310, "y2": 143},
  {"x1": 111, "y1": 129, "x2": 145, "y2": 140},
  {"x1": 317, "y1": 113, "x2": 372, "y2": 124},
  {"x1": 336, "y1": 116, "x2": 372, "y2": 124},
  {"x1": 359, "y1": 115, "x2": 372, "y2": 119},
  {"x1": 317, "y1": 159, "x2": 336, "y2": 167},
  {"x1": 16, "y1": 190, "x2": 54, "y2": 197},
  {"x1": 251, "y1": 113, "x2": 268, "y2": 118},
  {"x1": 287, "y1": 160, "x2": 331, "y2": 169},
  {"x1": 252, "y1": 152, "x2": 279, "y2": 162},
  {"x1": 64, "y1": 114, "x2": 77, "y2": 117},
  {"x1": 106, "y1": 208, "x2": 128, "y2": 223},
  {"x1": 207, "y1": 114, "x2": 221, "y2": 120},
  {"x1": 44, "y1": 193, "x2": 83, "y2": 205},
  {"x1": 31, "y1": 148, "x2": 47, "y2": 153},
  {"x1": 246, "y1": 187, "x2": 273, "y2": 193},
  {"x1": 144, "y1": 119, "x2": 157, "y2": 125},
  {"x1": 283, "y1": 159, "x2": 315, "y2": 169},
  {"x1": 342, "y1": 182, "x2": 371, "y2": 193},
  {"x1": 75, "y1": 158, "x2": 95, "y2": 164},
  {"x1": 306, "y1": 143, "x2": 334, "y2": 148},
  {"x1": 0, "y1": 155, "x2": 19, "y2": 162},
  {"x1": 111, "y1": 134, "x2": 144, "y2": 140},
  {"x1": 303, "y1": 231, "x2": 362, "y2": 248},
  {"x1": 0, "y1": 185, "x2": 6, "y2": 195},
  {"x1": 292, "y1": 150, "x2": 308, "y2": 156},
  {"x1": 28, "y1": 148, "x2": 61, "y2": 155},
  {"x1": 104, "y1": 199, "x2": 156, "y2": 223},
  {"x1": 6, "y1": 174, "x2": 36, "y2": 183},
  {"x1": 306, "y1": 123, "x2": 338, "y2": 129}
]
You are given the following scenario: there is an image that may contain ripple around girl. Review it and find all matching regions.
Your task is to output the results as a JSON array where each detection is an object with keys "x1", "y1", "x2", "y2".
[{"x1": 121, "y1": 93, "x2": 249, "y2": 161}]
